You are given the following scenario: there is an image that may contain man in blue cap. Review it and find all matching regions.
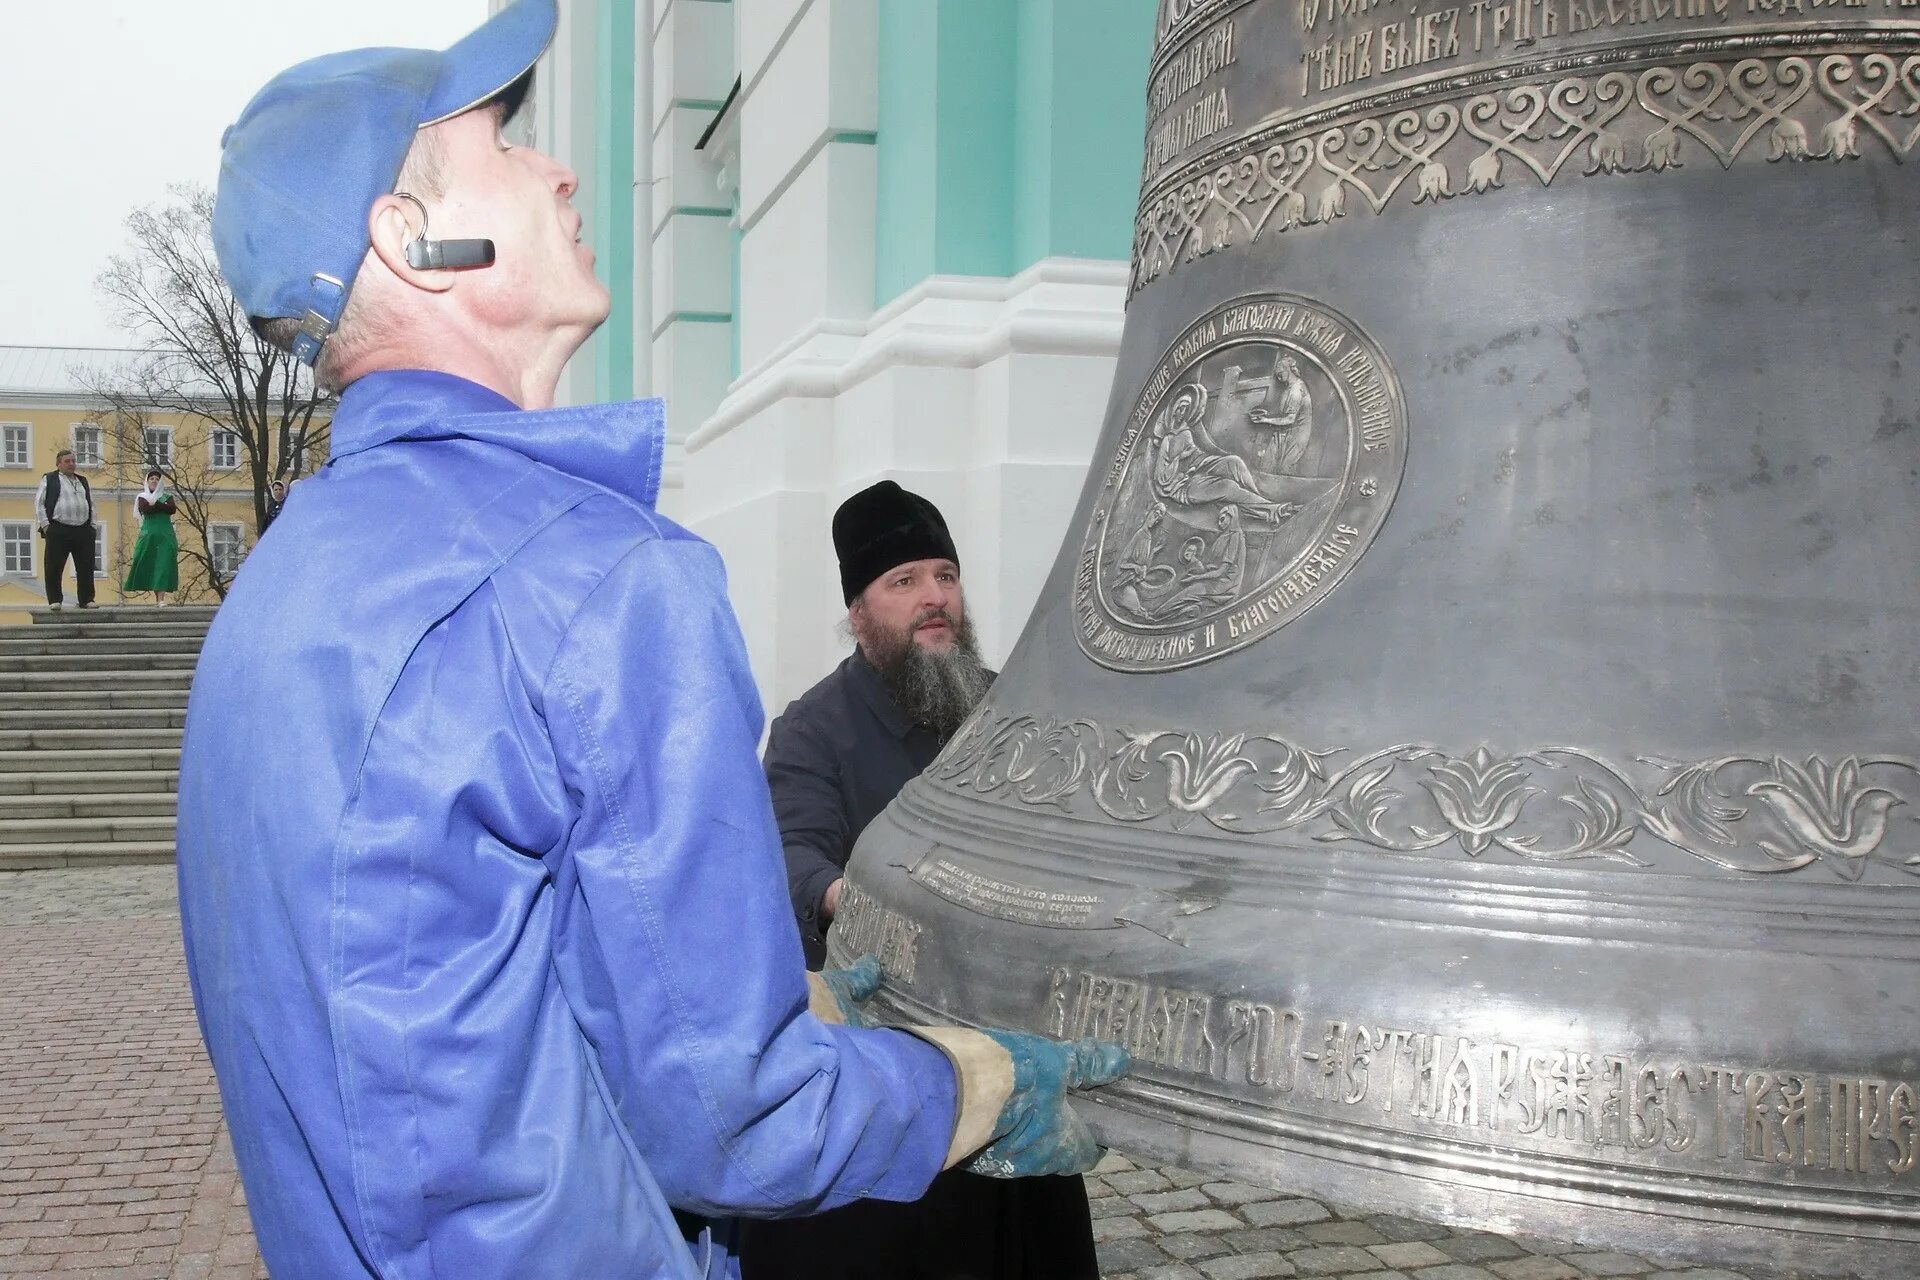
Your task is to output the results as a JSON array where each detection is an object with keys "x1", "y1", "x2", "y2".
[{"x1": 175, "y1": 4, "x2": 1128, "y2": 1277}]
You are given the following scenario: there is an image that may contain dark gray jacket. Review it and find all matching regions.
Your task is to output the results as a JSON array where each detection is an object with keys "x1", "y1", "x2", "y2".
[
  {"x1": 764, "y1": 650, "x2": 946, "y2": 967},
  {"x1": 750, "y1": 651, "x2": 1099, "y2": 1280}
]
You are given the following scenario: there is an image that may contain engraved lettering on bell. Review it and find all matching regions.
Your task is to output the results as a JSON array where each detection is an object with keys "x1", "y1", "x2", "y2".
[
  {"x1": 910, "y1": 857, "x2": 1110, "y2": 928},
  {"x1": 1044, "y1": 960, "x2": 1920, "y2": 1178},
  {"x1": 1076, "y1": 294, "x2": 1406, "y2": 671},
  {"x1": 827, "y1": 882, "x2": 922, "y2": 984}
]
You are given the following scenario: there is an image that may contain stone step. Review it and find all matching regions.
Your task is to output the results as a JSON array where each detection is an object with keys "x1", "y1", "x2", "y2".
[
  {"x1": 0, "y1": 793, "x2": 176, "y2": 820},
  {"x1": 0, "y1": 747, "x2": 179, "y2": 774},
  {"x1": 0, "y1": 652, "x2": 200, "y2": 673},
  {"x1": 0, "y1": 769, "x2": 178, "y2": 796},
  {"x1": 18, "y1": 625, "x2": 212, "y2": 640},
  {"x1": 0, "y1": 709, "x2": 189, "y2": 731},
  {"x1": 5, "y1": 623, "x2": 211, "y2": 642},
  {"x1": 0, "y1": 839, "x2": 175, "y2": 871},
  {"x1": 0, "y1": 635, "x2": 207, "y2": 656},
  {"x1": 27, "y1": 606, "x2": 217, "y2": 627},
  {"x1": 2, "y1": 608, "x2": 204, "y2": 870},
  {"x1": 0, "y1": 815, "x2": 175, "y2": 845},
  {"x1": 0, "y1": 670, "x2": 193, "y2": 693},
  {"x1": 3, "y1": 689, "x2": 187, "y2": 710},
  {"x1": 0, "y1": 728, "x2": 183, "y2": 751}
]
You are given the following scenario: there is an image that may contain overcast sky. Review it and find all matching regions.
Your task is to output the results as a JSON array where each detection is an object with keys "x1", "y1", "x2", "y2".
[{"x1": 1, "y1": 0, "x2": 487, "y2": 349}]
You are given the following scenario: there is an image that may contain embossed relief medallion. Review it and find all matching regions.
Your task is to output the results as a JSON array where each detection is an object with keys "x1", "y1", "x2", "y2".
[{"x1": 1075, "y1": 294, "x2": 1407, "y2": 672}]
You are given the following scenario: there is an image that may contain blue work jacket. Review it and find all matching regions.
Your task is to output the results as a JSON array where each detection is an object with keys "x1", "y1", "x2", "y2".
[{"x1": 176, "y1": 370, "x2": 958, "y2": 1279}]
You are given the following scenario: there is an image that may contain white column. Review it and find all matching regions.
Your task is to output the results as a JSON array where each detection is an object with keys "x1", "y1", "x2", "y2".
[{"x1": 650, "y1": 0, "x2": 737, "y2": 514}]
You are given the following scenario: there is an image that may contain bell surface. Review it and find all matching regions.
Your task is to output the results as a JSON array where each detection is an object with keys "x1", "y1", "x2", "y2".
[{"x1": 833, "y1": 1, "x2": 1920, "y2": 1274}]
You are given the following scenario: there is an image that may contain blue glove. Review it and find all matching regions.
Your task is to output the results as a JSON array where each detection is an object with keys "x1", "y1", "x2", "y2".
[
  {"x1": 810, "y1": 954, "x2": 884, "y2": 1028},
  {"x1": 966, "y1": 1030, "x2": 1131, "y2": 1178}
]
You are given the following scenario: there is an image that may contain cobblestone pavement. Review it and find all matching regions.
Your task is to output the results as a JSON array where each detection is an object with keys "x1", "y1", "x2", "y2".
[
  {"x1": 0, "y1": 868, "x2": 263, "y2": 1280},
  {"x1": 1082, "y1": 1151, "x2": 1776, "y2": 1280},
  {"x1": 0, "y1": 868, "x2": 1779, "y2": 1280}
]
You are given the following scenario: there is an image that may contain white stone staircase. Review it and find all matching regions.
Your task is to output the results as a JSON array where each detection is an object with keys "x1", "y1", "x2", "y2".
[{"x1": 0, "y1": 605, "x2": 214, "y2": 870}]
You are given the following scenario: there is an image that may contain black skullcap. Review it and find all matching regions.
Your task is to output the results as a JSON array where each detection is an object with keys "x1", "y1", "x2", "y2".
[{"x1": 833, "y1": 481, "x2": 959, "y2": 604}]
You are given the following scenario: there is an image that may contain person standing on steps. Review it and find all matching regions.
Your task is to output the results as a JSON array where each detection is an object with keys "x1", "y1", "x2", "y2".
[
  {"x1": 122, "y1": 469, "x2": 180, "y2": 606},
  {"x1": 36, "y1": 449, "x2": 97, "y2": 611}
]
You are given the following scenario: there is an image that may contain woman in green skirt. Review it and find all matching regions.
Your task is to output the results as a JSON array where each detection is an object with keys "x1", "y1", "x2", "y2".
[{"x1": 123, "y1": 468, "x2": 179, "y2": 605}]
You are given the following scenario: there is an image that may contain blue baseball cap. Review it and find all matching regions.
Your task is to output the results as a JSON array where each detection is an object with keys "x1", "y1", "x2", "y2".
[{"x1": 212, "y1": 0, "x2": 557, "y2": 366}]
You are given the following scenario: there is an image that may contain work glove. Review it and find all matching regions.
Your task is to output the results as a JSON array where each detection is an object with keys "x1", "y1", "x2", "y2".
[
  {"x1": 964, "y1": 1029, "x2": 1130, "y2": 1178},
  {"x1": 807, "y1": 958, "x2": 1130, "y2": 1175},
  {"x1": 805, "y1": 954, "x2": 883, "y2": 1028}
]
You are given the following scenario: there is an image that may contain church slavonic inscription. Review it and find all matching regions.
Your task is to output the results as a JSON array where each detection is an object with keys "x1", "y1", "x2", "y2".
[
  {"x1": 1291, "y1": 0, "x2": 1904, "y2": 105},
  {"x1": 1157, "y1": 0, "x2": 1251, "y2": 52},
  {"x1": 1047, "y1": 967, "x2": 1245, "y2": 1078},
  {"x1": 1145, "y1": 90, "x2": 1237, "y2": 175},
  {"x1": 830, "y1": 882, "x2": 922, "y2": 983},
  {"x1": 1046, "y1": 965, "x2": 1920, "y2": 1178},
  {"x1": 1150, "y1": 19, "x2": 1239, "y2": 116},
  {"x1": 1146, "y1": 19, "x2": 1241, "y2": 173},
  {"x1": 912, "y1": 857, "x2": 1106, "y2": 928}
]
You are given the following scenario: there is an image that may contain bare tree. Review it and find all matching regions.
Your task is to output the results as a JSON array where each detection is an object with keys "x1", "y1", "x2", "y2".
[{"x1": 75, "y1": 183, "x2": 330, "y2": 597}]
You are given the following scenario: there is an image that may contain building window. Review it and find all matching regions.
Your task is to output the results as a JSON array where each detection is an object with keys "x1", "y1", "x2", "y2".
[
  {"x1": 143, "y1": 426, "x2": 173, "y2": 469},
  {"x1": 2, "y1": 522, "x2": 31, "y2": 575},
  {"x1": 1, "y1": 423, "x2": 27, "y2": 468},
  {"x1": 92, "y1": 523, "x2": 108, "y2": 577},
  {"x1": 211, "y1": 429, "x2": 239, "y2": 470},
  {"x1": 209, "y1": 523, "x2": 245, "y2": 577},
  {"x1": 71, "y1": 424, "x2": 103, "y2": 468}
]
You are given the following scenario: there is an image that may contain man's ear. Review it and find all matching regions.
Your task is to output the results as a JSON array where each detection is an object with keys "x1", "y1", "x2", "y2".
[{"x1": 366, "y1": 195, "x2": 457, "y2": 296}]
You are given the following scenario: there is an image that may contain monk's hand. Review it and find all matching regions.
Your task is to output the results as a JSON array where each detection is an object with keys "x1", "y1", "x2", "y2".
[
  {"x1": 806, "y1": 954, "x2": 884, "y2": 1028},
  {"x1": 965, "y1": 1031, "x2": 1130, "y2": 1178}
]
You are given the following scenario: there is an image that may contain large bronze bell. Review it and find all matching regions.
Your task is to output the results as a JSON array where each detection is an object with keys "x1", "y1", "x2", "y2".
[{"x1": 832, "y1": 1, "x2": 1920, "y2": 1273}]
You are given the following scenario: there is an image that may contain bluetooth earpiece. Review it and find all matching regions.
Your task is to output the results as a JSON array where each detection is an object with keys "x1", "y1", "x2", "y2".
[{"x1": 395, "y1": 192, "x2": 496, "y2": 271}]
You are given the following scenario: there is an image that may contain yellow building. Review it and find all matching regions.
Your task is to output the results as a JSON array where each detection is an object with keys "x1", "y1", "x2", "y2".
[{"x1": 0, "y1": 345, "x2": 309, "y2": 625}]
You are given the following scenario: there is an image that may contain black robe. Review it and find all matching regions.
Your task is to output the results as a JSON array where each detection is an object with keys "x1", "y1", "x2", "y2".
[{"x1": 739, "y1": 650, "x2": 1098, "y2": 1280}]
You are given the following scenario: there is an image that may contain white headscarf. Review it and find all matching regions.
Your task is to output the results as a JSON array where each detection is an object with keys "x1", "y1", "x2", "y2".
[{"x1": 139, "y1": 474, "x2": 167, "y2": 513}]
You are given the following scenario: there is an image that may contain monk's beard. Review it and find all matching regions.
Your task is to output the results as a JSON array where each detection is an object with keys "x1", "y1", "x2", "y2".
[{"x1": 852, "y1": 605, "x2": 994, "y2": 741}]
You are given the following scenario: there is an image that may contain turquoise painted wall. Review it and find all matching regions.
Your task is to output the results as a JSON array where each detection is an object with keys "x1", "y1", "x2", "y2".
[
  {"x1": 873, "y1": 1, "x2": 937, "y2": 302},
  {"x1": 875, "y1": 0, "x2": 1015, "y2": 305},
  {"x1": 1014, "y1": 0, "x2": 1157, "y2": 268},
  {"x1": 874, "y1": 0, "x2": 1156, "y2": 307},
  {"x1": 591, "y1": 0, "x2": 636, "y2": 402}
]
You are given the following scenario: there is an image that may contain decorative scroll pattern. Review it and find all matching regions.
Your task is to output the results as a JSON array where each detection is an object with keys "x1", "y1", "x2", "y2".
[
  {"x1": 934, "y1": 712, "x2": 1920, "y2": 881},
  {"x1": 1131, "y1": 53, "x2": 1920, "y2": 297}
]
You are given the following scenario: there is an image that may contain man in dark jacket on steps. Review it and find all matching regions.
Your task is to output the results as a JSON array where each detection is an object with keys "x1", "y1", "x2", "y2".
[{"x1": 36, "y1": 450, "x2": 96, "y2": 610}]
